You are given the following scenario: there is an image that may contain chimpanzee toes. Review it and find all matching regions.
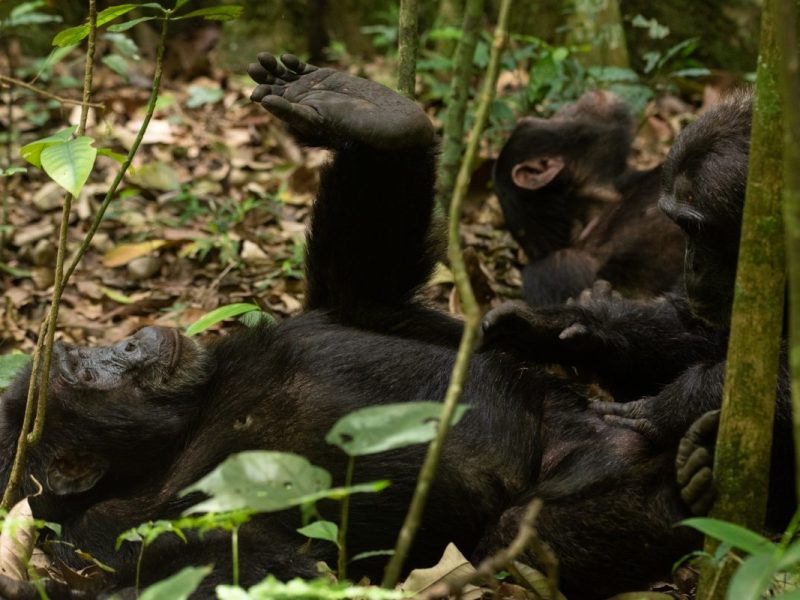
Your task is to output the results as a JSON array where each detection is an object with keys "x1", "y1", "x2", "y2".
[
  {"x1": 251, "y1": 84, "x2": 285, "y2": 103},
  {"x1": 675, "y1": 410, "x2": 719, "y2": 515}
]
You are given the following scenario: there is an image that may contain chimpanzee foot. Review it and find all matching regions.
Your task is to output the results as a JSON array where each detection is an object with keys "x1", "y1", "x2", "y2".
[
  {"x1": 248, "y1": 53, "x2": 433, "y2": 150},
  {"x1": 676, "y1": 410, "x2": 719, "y2": 516}
]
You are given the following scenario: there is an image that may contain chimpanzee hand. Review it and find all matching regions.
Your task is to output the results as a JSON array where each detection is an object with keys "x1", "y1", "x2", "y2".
[
  {"x1": 479, "y1": 280, "x2": 622, "y2": 360},
  {"x1": 676, "y1": 410, "x2": 719, "y2": 516},
  {"x1": 590, "y1": 395, "x2": 670, "y2": 444},
  {"x1": 248, "y1": 53, "x2": 433, "y2": 150}
]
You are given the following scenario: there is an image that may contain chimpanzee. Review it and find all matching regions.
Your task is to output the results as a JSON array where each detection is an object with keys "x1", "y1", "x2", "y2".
[
  {"x1": 482, "y1": 90, "x2": 796, "y2": 530},
  {"x1": 493, "y1": 91, "x2": 685, "y2": 306},
  {"x1": 0, "y1": 54, "x2": 701, "y2": 599}
]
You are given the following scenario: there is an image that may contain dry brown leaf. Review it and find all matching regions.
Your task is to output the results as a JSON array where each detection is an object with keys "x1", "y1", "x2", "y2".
[
  {"x1": 401, "y1": 543, "x2": 483, "y2": 600},
  {"x1": 103, "y1": 240, "x2": 167, "y2": 268}
]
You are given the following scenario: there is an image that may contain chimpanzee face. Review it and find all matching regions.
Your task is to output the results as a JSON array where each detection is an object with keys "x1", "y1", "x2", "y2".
[
  {"x1": 659, "y1": 92, "x2": 752, "y2": 327},
  {"x1": 1, "y1": 327, "x2": 210, "y2": 497}
]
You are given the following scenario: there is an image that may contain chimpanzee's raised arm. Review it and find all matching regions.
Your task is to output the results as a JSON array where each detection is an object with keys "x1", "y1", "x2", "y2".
[{"x1": 248, "y1": 53, "x2": 439, "y2": 323}]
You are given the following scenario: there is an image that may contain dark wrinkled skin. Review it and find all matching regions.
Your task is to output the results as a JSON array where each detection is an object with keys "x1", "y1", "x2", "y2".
[
  {"x1": 493, "y1": 91, "x2": 685, "y2": 306},
  {"x1": 2, "y1": 55, "x2": 700, "y2": 600},
  {"x1": 482, "y1": 91, "x2": 796, "y2": 531}
]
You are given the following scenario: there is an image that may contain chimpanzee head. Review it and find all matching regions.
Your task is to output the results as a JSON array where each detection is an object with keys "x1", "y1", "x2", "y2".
[
  {"x1": 0, "y1": 327, "x2": 210, "y2": 499},
  {"x1": 493, "y1": 91, "x2": 635, "y2": 258},
  {"x1": 659, "y1": 91, "x2": 753, "y2": 327}
]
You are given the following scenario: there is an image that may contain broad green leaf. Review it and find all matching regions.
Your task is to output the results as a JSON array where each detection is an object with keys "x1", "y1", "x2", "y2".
[
  {"x1": 0, "y1": 353, "x2": 30, "y2": 391},
  {"x1": 101, "y1": 54, "x2": 128, "y2": 77},
  {"x1": 52, "y1": 4, "x2": 163, "y2": 46},
  {"x1": 239, "y1": 310, "x2": 276, "y2": 329},
  {"x1": 326, "y1": 402, "x2": 470, "y2": 456},
  {"x1": 107, "y1": 16, "x2": 157, "y2": 33},
  {"x1": 774, "y1": 591, "x2": 800, "y2": 600},
  {"x1": 322, "y1": 480, "x2": 390, "y2": 501},
  {"x1": 350, "y1": 549, "x2": 395, "y2": 563},
  {"x1": 680, "y1": 518, "x2": 777, "y2": 555},
  {"x1": 10, "y1": 1, "x2": 46, "y2": 19},
  {"x1": 139, "y1": 565, "x2": 211, "y2": 600},
  {"x1": 186, "y1": 85, "x2": 224, "y2": 108},
  {"x1": 726, "y1": 554, "x2": 777, "y2": 600},
  {"x1": 20, "y1": 126, "x2": 76, "y2": 168},
  {"x1": 216, "y1": 576, "x2": 408, "y2": 600},
  {"x1": 176, "y1": 0, "x2": 193, "y2": 9},
  {"x1": 174, "y1": 6, "x2": 243, "y2": 21},
  {"x1": 777, "y1": 538, "x2": 800, "y2": 571},
  {"x1": 182, "y1": 451, "x2": 332, "y2": 514},
  {"x1": 185, "y1": 303, "x2": 260, "y2": 336},
  {"x1": 297, "y1": 520, "x2": 339, "y2": 545},
  {"x1": 40, "y1": 136, "x2": 97, "y2": 197}
]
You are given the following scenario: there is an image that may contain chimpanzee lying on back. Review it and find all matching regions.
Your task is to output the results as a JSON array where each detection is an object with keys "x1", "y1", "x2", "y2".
[
  {"x1": 0, "y1": 55, "x2": 703, "y2": 599},
  {"x1": 483, "y1": 90, "x2": 796, "y2": 528},
  {"x1": 493, "y1": 91, "x2": 685, "y2": 306}
]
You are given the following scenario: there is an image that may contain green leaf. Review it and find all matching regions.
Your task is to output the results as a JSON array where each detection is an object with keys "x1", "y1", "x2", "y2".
[
  {"x1": 0, "y1": 353, "x2": 30, "y2": 391},
  {"x1": 138, "y1": 566, "x2": 211, "y2": 600},
  {"x1": 107, "y1": 16, "x2": 157, "y2": 32},
  {"x1": 96, "y1": 148, "x2": 127, "y2": 165},
  {"x1": 52, "y1": 4, "x2": 163, "y2": 47},
  {"x1": 0, "y1": 166, "x2": 27, "y2": 177},
  {"x1": 726, "y1": 554, "x2": 777, "y2": 600},
  {"x1": 217, "y1": 576, "x2": 408, "y2": 600},
  {"x1": 326, "y1": 402, "x2": 470, "y2": 456},
  {"x1": 185, "y1": 303, "x2": 260, "y2": 336},
  {"x1": 777, "y1": 538, "x2": 800, "y2": 571},
  {"x1": 297, "y1": 520, "x2": 339, "y2": 545},
  {"x1": 239, "y1": 310, "x2": 276, "y2": 328},
  {"x1": 182, "y1": 451, "x2": 332, "y2": 514},
  {"x1": 186, "y1": 85, "x2": 224, "y2": 108},
  {"x1": 322, "y1": 480, "x2": 390, "y2": 501},
  {"x1": 350, "y1": 549, "x2": 395, "y2": 563},
  {"x1": 174, "y1": 5, "x2": 243, "y2": 21},
  {"x1": 176, "y1": 0, "x2": 193, "y2": 9},
  {"x1": 101, "y1": 54, "x2": 128, "y2": 77},
  {"x1": 20, "y1": 126, "x2": 76, "y2": 168},
  {"x1": 680, "y1": 518, "x2": 777, "y2": 555},
  {"x1": 40, "y1": 136, "x2": 97, "y2": 197}
]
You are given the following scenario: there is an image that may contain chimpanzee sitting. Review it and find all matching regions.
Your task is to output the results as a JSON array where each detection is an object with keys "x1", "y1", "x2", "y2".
[
  {"x1": 0, "y1": 54, "x2": 700, "y2": 599},
  {"x1": 483, "y1": 91, "x2": 795, "y2": 529},
  {"x1": 493, "y1": 91, "x2": 685, "y2": 306}
]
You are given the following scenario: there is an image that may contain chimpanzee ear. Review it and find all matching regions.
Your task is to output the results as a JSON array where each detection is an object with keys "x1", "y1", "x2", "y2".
[
  {"x1": 511, "y1": 157, "x2": 565, "y2": 190},
  {"x1": 46, "y1": 452, "x2": 109, "y2": 496}
]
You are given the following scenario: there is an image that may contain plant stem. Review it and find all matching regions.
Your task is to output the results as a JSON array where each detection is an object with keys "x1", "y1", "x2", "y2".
[
  {"x1": 381, "y1": 0, "x2": 513, "y2": 587},
  {"x1": 435, "y1": 0, "x2": 485, "y2": 212},
  {"x1": 135, "y1": 543, "x2": 145, "y2": 593},
  {"x1": 0, "y1": 0, "x2": 98, "y2": 509},
  {"x1": 231, "y1": 524, "x2": 240, "y2": 586},
  {"x1": 337, "y1": 456, "x2": 355, "y2": 580},
  {"x1": 62, "y1": 15, "x2": 170, "y2": 287},
  {"x1": 0, "y1": 74, "x2": 104, "y2": 109},
  {"x1": 397, "y1": 0, "x2": 419, "y2": 98}
]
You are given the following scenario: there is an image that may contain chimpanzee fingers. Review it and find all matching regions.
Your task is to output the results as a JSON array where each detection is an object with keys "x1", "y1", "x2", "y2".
[
  {"x1": 259, "y1": 95, "x2": 323, "y2": 132},
  {"x1": 591, "y1": 279, "x2": 613, "y2": 299},
  {"x1": 684, "y1": 409, "x2": 720, "y2": 447},
  {"x1": 680, "y1": 463, "x2": 714, "y2": 516},
  {"x1": 602, "y1": 414, "x2": 659, "y2": 440},
  {"x1": 251, "y1": 83, "x2": 287, "y2": 103},
  {"x1": 559, "y1": 322, "x2": 588, "y2": 340},
  {"x1": 281, "y1": 53, "x2": 318, "y2": 75},
  {"x1": 589, "y1": 398, "x2": 643, "y2": 418}
]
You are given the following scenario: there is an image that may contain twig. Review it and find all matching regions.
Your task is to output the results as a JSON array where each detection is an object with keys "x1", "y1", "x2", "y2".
[
  {"x1": 381, "y1": 0, "x2": 514, "y2": 587},
  {"x1": 0, "y1": 74, "x2": 104, "y2": 109},
  {"x1": 414, "y1": 499, "x2": 557, "y2": 600}
]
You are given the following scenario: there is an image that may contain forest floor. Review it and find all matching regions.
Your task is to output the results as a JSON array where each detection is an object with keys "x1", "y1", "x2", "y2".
[{"x1": 0, "y1": 51, "x2": 692, "y2": 355}]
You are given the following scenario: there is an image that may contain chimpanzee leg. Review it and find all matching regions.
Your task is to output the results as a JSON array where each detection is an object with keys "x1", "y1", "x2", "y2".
[{"x1": 249, "y1": 54, "x2": 441, "y2": 326}]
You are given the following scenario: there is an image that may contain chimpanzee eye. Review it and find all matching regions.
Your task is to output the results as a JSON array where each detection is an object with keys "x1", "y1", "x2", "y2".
[
  {"x1": 125, "y1": 342, "x2": 136, "y2": 353},
  {"x1": 81, "y1": 369, "x2": 94, "y2": 382},
  {"x1": 686, "y1": 192, "x2": 694, "y2": 204}
]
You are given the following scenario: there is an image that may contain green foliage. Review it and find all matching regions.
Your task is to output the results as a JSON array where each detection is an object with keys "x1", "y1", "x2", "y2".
[
  {"x1": 187, "y1": 84, "x2": 225, "y2": 108},
  {"x1": 297, "y1": 520, "x2": 339, "y2": 546},
  {"x1": 326, "y1": 402, "x2": 470, "y2": 456},
  {"x1": 116, "y1": 520, "x2": 187, "y2": 551},
  {"x1": 2, "y1": 1, "x2": 61, "y2": 28},
  {"x1": 681, "y1": 514, "x2": 800, "y2": 599},
  {"x1": 0, "y1": 353, "x2": 31, "y2": 391},
  {"x1": 216, "y1": 576, "x2": 409, "y2": 599},
  {"x1": 20, "y1": 126, "x2": 99, "y2": 197},
  {"x1": 185, "y1": 303, "x2": 261, "y2": 336},
  {"x1": 138, "y1": 565, "x2": 211, "y2": 600}
]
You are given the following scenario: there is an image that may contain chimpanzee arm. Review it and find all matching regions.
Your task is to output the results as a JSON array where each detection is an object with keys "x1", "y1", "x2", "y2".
[
  {"x1": 482, "y1": 283, "x2": 720, "y2": 398},
  {"x1": 248, "y1": 54, "x2": 447, "y2": 333}
]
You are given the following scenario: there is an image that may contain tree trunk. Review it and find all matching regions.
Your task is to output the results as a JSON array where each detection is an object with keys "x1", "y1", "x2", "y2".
[
  {"x1": 569, "y1": 0, "x2": 630, "y2": 68},
  {"x1": 397, "y1": 0, "x2": 420, "y2": 97},
  {"x1": 698, "y1": 0, "x2": 787, "y2": 597}
]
